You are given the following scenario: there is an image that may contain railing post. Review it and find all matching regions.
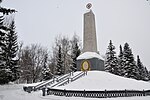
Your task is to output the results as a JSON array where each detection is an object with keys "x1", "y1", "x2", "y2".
[
  {"x1": 104, "y1": 89, "x2": 107, "y2": 98},
  {"x1": 47, "y1": 88, "x2": 49, "y2": 95},
  {"x1": 42, "y1": 87, "x2": 46, "y2": 96},
  {"x1": 143, "y1": 89, "x2": 145, "y2": 96},
  {"x1": 84, "y1": 90, "x2": 86, "y2": 97},
  {"x1": 125, "y1": 89, "x2": 127, "y2": 97},
  {"x1": 64, "y1": 89, "x2": 66, "y2": 96}
]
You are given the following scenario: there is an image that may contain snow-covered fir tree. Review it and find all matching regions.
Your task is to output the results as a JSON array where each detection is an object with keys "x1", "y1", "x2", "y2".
[
  {"x1": 0, "y1": 4, "x2": 18, "y2": 84},
  {"x1": 70, "y1": 43, "x2": 80, "y2": 72},
  {"x1": 105, "y1": 40, "x2": 119, "y2": 75},
  {"x1": 42, "y1": 54, "x2": 52, "y2": 80},
  {"x1": 70, "y1": 34, "x2": 81, "y2": 72},
  {"x1": 118, "y1": 45, "x2": 124, "y2": 76},
  {"x1": 0, "y1": 24, "x2": 12, "y2": 84},
  {"x1": 5, "y1": 20, "x2": 19, "y2": 82},
  {"x1": 136, "y1": 55, "x2": 147, "y2": 80},
  {"x1": 122, "y1": 43, "x2": 139, "y2": 80},
  {"x1": 144, "y1": 67, "x2": 149, "y2": 81},
  {"x1": 55, "y1": 45, "x2": 63, "y2": 75}
]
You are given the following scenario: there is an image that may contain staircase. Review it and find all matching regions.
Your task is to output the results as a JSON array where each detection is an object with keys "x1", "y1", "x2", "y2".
[
  {"x1": 51, "y1": 71, "x2": 87, "y2": 88},
  {"x1": 23, "y1": 71, "x2": 87, "y2": 93}
]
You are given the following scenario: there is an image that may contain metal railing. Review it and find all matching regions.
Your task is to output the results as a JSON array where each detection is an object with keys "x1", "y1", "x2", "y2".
[
  {"x1": 71, "y1": 71, "x2": 87, "y2": 82},
  {"x1": 23, "y1": 71, "x2": 75, "y2": 92},
  {"x1": 47, "y1": 88, "x2": 150, "y2": 98},
  {"x1": 51, "y1": 71, "x2": 87, "y2": 87}
]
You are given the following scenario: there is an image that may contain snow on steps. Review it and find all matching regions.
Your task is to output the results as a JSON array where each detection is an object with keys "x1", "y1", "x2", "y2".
[
  {"x1": 50, "y1": 71, "x2": 87, "y2": 88},
  {"x1": 23, "y1": 71, "x2": 87, "y2": 92},
  {"x1": 23, "y1": 73, "x2": 71, "y2": 92}
]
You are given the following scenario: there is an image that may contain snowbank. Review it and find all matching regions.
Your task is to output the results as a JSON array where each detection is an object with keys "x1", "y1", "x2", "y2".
[
  {"x1": 77, "y1": 52, "x2": 104, "y2": 60},
  {"x1": 56, "y1": 71, "x2": 150, "y2": 91}
]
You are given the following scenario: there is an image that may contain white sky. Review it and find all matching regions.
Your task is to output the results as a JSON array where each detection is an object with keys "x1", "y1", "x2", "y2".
[{"x1": 1, "y1": 0, "x2": 150, "y2": 70}]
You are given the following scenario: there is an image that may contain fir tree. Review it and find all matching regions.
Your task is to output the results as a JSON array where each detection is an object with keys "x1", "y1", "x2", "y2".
[
  {"x1": 118, "y1": 45, "x2": 124, "y2": 76},
  {"x1": 42, "y1": 54, "x2": 52, "y2": 80},
  {"x1": 5, "y1": 20, "x2": 19, "y2": 81},
  {"x1": 70, "y1": 34, "x2": 81, "y2": 72},
  {"x1": 105, "y1": 40, "x2": 119, "y2": 75},
  {"x1": 136, "y1": 55, "x2": 146, "y2": 80},
  {"x1": 122, "y1": 43, "x2": 139, "y2": 80},
  {"x1": 144, "y1": 67, "x2": 149, "y2": 81},
  {"x1": 0, "y1": 0, "x2": 17, "y2": 84},
  {"x1": 55, "y1": 45, "x2": 63, "y2": 75},
  {"x1": 71, "y1": 42, "x2": 80, "y2": 72},
  {"x1": 0, "y1": 25, "x2": 12, "y2": 84}
]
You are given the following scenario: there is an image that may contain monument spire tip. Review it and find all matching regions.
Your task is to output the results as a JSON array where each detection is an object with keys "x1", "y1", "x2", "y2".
[{"x1": 86, "y1": 3, "x2": 92, "y2": 9}]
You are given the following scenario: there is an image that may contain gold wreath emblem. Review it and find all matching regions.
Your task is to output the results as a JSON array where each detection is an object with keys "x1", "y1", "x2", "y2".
[{"x1": 81, "y1": 60, "x2": 90, "y2": 71}]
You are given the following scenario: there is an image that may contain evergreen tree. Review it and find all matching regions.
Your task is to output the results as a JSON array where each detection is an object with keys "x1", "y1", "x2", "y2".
[
  {"x1": 122, "y1": 43, "x2": 139, "y2": 79},
  {"x1": 71, "y1": 43, "x2": 80, "y2": 72},
  {"x1": 70, "y1": 34, "x2": 81, "y2": 72},
  {"x1": 118, "y1": 45, "x2": 124, "y2": 76},
  {"x1": 42, "y1": 54, "x2": 52, "y2": 80},
  {"x1": 0, "y1": 0, "x2": 17, "y2": 84},
  {"x1": 136, "y1": 55, "x2": 146, "y2": 80},
  {"x1": 0, "y1": 25, "x2": 12, "y2": 84},
  {"x1": 105, "y1": 40, "x2": 119, "y2": 75},
  {"x1": 5, "y1": 20, "x2": 19, "y2": 81},
  {"x1": 55, "y1": 45, "x2": 63, "y2": 75},
  {"x1": 144, "y1": 67, "x2": 149, "y2": 81}
]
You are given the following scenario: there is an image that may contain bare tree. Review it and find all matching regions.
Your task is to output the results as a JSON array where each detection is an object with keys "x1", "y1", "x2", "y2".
[{"x1": 19, "y1": 44, "x2": 49, "y2": 83}]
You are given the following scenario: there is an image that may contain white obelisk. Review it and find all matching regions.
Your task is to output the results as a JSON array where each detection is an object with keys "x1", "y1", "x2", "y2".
[{"x1": 82, "y1": 3, "x2": 97, "y2": 53}]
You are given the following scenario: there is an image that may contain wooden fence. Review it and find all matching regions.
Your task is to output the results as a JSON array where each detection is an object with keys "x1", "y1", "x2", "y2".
[{"x1": 46, "y1": 88, "x2": 150, "y2": 98}]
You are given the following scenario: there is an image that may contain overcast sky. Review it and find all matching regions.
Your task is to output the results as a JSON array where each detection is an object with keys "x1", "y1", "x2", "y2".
[{"x1": 1, "y1": 0, "x2": 150, "y2": 70}]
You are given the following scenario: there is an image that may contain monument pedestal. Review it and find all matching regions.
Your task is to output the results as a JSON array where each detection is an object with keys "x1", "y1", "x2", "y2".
[
  {"x1": 77, "y1": 58, "x2": 104, "y2": 71},
  {"x1": 76, "y1": 52, "x2": 104, "y2": 71}
]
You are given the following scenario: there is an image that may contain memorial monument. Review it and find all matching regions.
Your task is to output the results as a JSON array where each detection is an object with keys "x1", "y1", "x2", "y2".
[
  {"x1": 77, "y1": 3, "x2": 104, "y2": 71},
  {"x1": 82, "y1": 3, "x2": 97, "y2": 53}
]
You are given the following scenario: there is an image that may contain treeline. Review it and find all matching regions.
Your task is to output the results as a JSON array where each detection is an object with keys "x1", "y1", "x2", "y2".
[
  {"x1": 17, "y1": 35, "x2": 81, "y2": 83},
  {"x1": 105, "y1": 40, "x2": 150, "y2": 81}
]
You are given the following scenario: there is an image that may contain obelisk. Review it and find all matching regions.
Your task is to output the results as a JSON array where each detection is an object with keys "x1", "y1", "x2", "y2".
[
  {"x1": 76, "y1": 3, "x2": 104, "y2": 71},
  {"x1": 82, "y1": 3, "x2": 97, "y2": 53}
]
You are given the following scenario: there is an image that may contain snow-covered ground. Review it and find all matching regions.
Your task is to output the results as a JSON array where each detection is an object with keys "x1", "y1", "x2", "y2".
[
  {"x1": 0, "y1": 71, "x2": 150, "y2": 100},
  {"x1": 56, "y1": 71, "x2": 150, "y2": 91},
  {"x1": 0, "y1": 84, "x2": 150, "y2": 100}
]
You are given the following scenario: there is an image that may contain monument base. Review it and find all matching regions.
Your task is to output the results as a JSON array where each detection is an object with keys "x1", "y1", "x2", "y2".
[{"x1": 76, "y1": 58, "x2": 104, "y2": 71}]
